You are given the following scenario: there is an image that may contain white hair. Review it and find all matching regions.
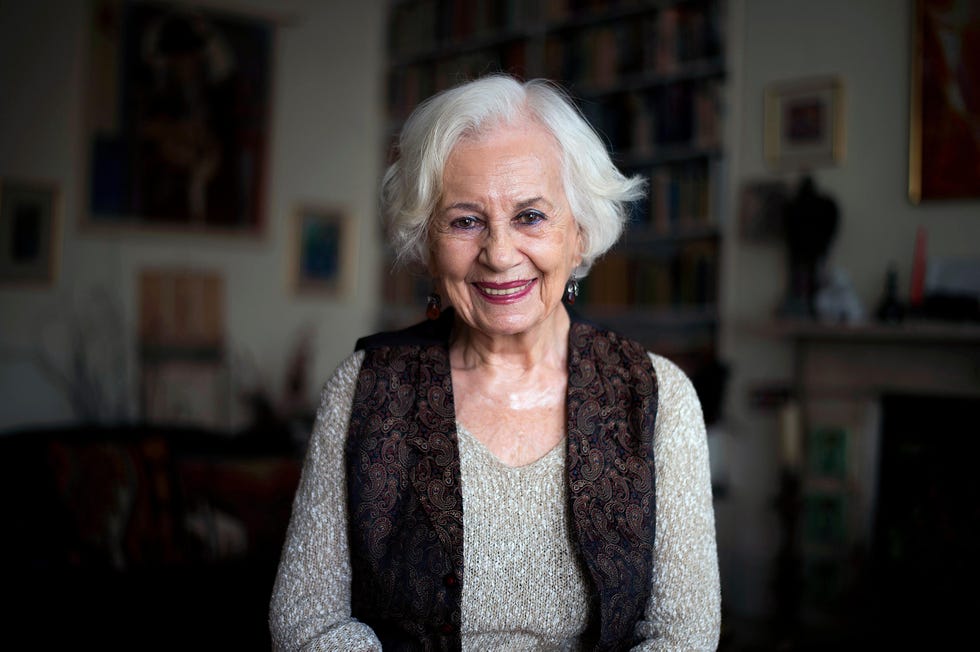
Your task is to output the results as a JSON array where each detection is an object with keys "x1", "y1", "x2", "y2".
[{"x1": 381, "y1": 74, "x2": 646, "y2": 277}]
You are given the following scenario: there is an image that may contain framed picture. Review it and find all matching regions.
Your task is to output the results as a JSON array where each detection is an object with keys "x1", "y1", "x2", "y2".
[
  {"x1": 291, "y1": 205, "x2": 355, "y2": 297},
  {"x1": 138, "y1": 268, "x2": 227, "y2": 429},
  {"x1": 909, "y1": 0, "x2": 980, "y2": 203},
  {"x1": 807, "y1": 426, "x2": 848, "y2": 480},
  {"x1": 84, "y1": 0, "x2": 274, "y2": 233},
  {"x1": 0, "y1": 179, "x2": 60, "y2": 286},
  {"x1": 139, "y1": 269, "x2": 224, "y2": 347},
  {"x1": 764, "y1": 76, "x2": 845, "y2": 171}
]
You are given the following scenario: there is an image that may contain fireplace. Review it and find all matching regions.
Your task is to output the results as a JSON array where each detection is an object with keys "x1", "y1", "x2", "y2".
[
  {"x1": 866, "y1": 393, "x2": 980, "y2": 647},
  {"x1": 761, "y1": 319, "x2": 980, "y2": 647}
]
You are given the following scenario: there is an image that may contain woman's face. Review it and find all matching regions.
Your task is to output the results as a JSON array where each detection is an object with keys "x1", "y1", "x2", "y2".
[{"x1": 429, "y1": 119, "x2": 584, "y2": 339}]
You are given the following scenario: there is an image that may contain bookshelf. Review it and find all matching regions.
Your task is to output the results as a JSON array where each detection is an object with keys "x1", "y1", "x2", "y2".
[{"x1": 382, "y1": 0, "x2": 727, "y2": 374}]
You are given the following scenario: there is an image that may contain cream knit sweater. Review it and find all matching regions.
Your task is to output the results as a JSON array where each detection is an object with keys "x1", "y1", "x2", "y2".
[{"x1": 270, "y1": 350, "x2": 720, "y2": 651}]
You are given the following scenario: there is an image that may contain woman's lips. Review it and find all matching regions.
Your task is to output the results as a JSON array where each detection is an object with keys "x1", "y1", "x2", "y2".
[{"x1": 473, "y1": 279, "x2": 536, "y2": 302}]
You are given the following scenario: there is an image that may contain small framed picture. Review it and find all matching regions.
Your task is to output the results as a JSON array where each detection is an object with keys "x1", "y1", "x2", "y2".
[
  {"x1": 291, "y1": 205, "x2": 355, "y2": 296},
  {"x1": 807, "y1": 426, "x2": 848, "y2": 480},
  {"x1": 764, "y1": 76, "x2": 845, "y2": 171},
  {"x1": 0, "y1": 179, "x2": 60, "y2": 286}
]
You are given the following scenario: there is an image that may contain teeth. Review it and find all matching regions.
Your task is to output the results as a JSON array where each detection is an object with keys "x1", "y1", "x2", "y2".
[{"x1": 482, "y1": 281, "x2": 530, "y2": 296}]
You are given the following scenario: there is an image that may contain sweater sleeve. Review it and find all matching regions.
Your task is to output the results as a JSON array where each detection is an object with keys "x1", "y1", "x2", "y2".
[
  {"x1": 632, "y1": 353, "x2": 721, "y2": 651},
  {"x1": 269, "y1": 350, "x2": 382, "y2": 651}
]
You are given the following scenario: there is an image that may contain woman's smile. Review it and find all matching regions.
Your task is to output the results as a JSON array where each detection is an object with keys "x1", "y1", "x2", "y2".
[{"x1": 473, "y1": 278, "x2": 537, "y2": 302}]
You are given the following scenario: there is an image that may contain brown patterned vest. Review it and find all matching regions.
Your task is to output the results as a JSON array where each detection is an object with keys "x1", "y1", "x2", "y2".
[{"x1": 345, "y1": 308, "x2": 658, "y2": 651}]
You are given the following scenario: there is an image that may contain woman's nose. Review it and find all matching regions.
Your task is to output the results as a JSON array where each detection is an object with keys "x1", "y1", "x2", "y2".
[{"x1": 480, "y1": 226, "x2": 521, "y2": 270}]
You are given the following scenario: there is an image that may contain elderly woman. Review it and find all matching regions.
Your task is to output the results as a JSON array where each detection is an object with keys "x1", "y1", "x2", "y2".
[{"x1": 270, "y1": 74, "x2": 720, "y2": 650}]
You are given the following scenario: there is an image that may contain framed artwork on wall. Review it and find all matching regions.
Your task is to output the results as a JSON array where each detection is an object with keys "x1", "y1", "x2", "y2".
[
  {"x1": 84, "y1": 0, "x2": 275, "y2": 233},
  {"x1": 291, "y1": 205, "x2": 356, "y2": 297},
  {"x1": 138, "y1": 268, "x2": 228, "y2": 429},
  {"x1": 764, "y1": 76, "x2": 845, "y2": 172},
  {"x1": 0, "y1": 179, "x2": 60, "y2": 286},
  {"x1": 909, "y1": 0, "x2": 980, "y2": 203}
]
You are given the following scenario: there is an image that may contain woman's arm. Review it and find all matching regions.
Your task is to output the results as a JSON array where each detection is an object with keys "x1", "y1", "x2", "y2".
[
  {"x1": 633, "y1": 353, "x2": 721, "y2": 651},
  {"x1": 269, "y1": 351, "x2": 382, "y2": 651}
]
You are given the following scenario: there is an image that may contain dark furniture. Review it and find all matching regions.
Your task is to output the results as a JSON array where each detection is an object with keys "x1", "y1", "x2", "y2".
[{"x1": 1, "y1": 424, "x2": 302, "y2": 650}]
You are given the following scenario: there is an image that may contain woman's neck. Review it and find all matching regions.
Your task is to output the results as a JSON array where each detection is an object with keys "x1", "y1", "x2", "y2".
[{"x1": 449, "y1": 306, "x2": 571, "y2": 375}]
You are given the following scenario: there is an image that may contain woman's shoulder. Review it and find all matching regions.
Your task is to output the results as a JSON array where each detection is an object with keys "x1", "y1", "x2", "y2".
[
  {"x1": 354, "y1": 310, "x2": 454, "y2": 351},
  {"x1": 646, "y1": 351, "x2": 688, "y2": 381},
  {"x1": 646, "y1": 352, "x2": 701, "y2": 409},
  {"x1": 316, "y1": 350, "x2": 365, "y2": 405}
]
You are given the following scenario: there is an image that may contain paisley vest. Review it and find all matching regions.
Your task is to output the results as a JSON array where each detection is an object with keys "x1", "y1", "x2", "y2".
[{"x1": 345, "y1": 308, "x2": 658, "y2": 651}]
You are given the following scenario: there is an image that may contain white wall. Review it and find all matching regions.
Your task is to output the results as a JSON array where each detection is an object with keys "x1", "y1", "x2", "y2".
[
  {"x1": 0, "y1": 0, "x2": 386, "y2": 430},
  {"x1": 719, "y1": 0, "x2": 980, "y2": 618}
]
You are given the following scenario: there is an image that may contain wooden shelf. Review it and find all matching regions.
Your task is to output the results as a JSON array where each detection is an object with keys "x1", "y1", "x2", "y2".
[
  {"x1": 746, "y1": 318, "x2": 980, "y2": 344},
  {"x1": 571, "y1": 58, "x2": 726, "y2": 98}
]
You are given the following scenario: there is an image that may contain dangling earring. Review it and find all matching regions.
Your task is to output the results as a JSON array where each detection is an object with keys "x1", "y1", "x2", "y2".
[
  {"x1": 564, "y1": 276, "x2": 579, "y2": 304},
  {"x1": 426, "y1": 291, "x2": 442, "y2": 320}
]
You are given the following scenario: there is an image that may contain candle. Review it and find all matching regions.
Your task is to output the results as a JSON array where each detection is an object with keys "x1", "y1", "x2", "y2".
[{"x1": 779, "y1": 400, "x2": 803, "y2": 471}]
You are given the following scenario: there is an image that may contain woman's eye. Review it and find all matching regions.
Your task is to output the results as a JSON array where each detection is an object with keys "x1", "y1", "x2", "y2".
[
  {"x1": 450, "y1": 216, "x2": 480, "y2": 230},
  {"x1": 516, "y1": 210, "x2": 545, "y2": 225}
]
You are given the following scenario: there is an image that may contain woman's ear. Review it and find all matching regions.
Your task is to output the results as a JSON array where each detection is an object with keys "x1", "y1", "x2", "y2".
[{"x1": 574, "y1": 224, "x2": 586, "y2": 268}]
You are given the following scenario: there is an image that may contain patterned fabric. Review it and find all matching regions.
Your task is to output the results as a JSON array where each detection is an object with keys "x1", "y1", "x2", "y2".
[
  {"x1": 345, "y1": 343, "x2": 462, "y2": 650},
  {"x1": 566, "y1": 321, "x2": 658, "y2": 650},
  {"x1": 344, "y1": 310, "x2": 657, "y2": 651}
]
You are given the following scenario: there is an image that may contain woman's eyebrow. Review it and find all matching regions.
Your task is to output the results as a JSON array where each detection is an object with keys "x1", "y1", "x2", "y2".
[
  {"x1": 515, "y1": 196, "x2": 553, "y2": 211},
  {"x1": 441, "y1": 197, "x2": 553, "y2": 214},
  {"x1": 442, "y1": 201, "x2": 483, "y2": 213}
]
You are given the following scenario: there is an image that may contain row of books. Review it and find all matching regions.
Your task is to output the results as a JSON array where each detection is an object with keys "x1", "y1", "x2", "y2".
[
  {"x1": 387, "y1": 44, "x2": 528, "y2": 121},
  {"x1": 580, "y1": 244, "x2": 719, "y2": 308},
  {"x1": 389, "y1": 0, "x2": 537, "y2": 59},
  {"x1": 638, "y1": 161, "x2": 717, "y2": 233},
  {"x1": 389, "y1": 61, "x2": 723, "y2": 141},
  {"x1": 579, "y1": 80, "x2": 722, "y2": 155},
  {"x1": 389, "y1": 0, "x2": 721, "y2": 67},
  {"x1": 544, "y1": 6, "x2": 722, "y2": 85}
]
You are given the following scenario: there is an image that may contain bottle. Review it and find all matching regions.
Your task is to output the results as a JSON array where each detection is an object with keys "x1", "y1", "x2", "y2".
[{"x1": 875, "y1": 265, "x2": 905, "y2": 324}]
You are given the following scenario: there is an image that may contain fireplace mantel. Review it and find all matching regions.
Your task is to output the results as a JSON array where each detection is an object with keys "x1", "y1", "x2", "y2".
[{"x1": 756, "y1": 318, "x2": 980, "y2": 398}]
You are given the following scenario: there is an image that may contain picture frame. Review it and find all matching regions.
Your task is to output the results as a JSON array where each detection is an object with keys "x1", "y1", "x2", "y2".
[
  {"x1": 291, "y1": 205, "x2": 355, "y2": 297},
  {"x1": 83, "y1": 0, "x2": 275, "y2": 233},
  {"x1": 908, "y1": 0, "x2": 980, "y2": 203},
  {"x1": 138, "y1": 268, "x2": 228, "y2": 429},
  {"x1": 807, "y1": 426, "x2": 848, "y2": 481},
  {"x1": 0, "y1": 179, "x2": 60, "y2": 286},
  {"x1": 764, "y1": 76, "x2": 845, "y2": 171}
]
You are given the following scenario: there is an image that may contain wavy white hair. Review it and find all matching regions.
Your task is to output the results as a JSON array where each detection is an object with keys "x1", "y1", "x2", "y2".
[{"x1": 381, "y1": 74, "x2": 645, "y2": 277}]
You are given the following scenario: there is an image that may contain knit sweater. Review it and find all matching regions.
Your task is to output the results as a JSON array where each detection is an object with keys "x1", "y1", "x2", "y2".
[{"x1": 269, "y1": 350, "x2": 720, "y2": 651}]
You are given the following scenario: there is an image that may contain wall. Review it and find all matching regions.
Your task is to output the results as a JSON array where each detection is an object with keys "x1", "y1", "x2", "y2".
[
  {"x1": 719, "y1": 0, "x2": 980, "y2": 618},
  {"x1": 0, "y1": 0, "x2": 386, "y2": 431}
]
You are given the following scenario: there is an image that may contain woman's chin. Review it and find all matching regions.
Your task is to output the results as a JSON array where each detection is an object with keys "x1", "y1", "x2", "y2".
[{"x1": 457, "y1": 302, "x2": 565, "y2": 339}]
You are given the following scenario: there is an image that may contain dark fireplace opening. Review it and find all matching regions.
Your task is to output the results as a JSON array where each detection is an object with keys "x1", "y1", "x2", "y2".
[{"x1": 866, "y1": 393, "x2": 980, "y2": 647}]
